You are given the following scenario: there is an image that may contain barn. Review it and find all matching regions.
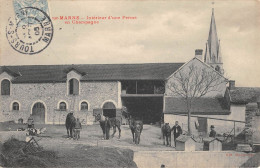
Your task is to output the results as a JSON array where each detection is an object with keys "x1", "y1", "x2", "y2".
[{"x1": 0, "y1": 63, "x2": 184, "y2": 125}]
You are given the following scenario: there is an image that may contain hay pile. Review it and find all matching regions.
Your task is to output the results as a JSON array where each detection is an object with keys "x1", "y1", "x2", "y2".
[{"x1": 0, "y1": 138, "x2": 58, "y2": 167}]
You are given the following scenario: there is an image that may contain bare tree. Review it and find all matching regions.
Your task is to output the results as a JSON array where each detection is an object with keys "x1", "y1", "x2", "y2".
[{"x1": 167, "y1": 63, "x2": 227, "y2": 135}]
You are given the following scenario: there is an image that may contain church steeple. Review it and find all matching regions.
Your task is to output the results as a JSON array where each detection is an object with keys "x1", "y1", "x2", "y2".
[{"x1": 204, "y1": 8, "x2": 224, "y2": 74}]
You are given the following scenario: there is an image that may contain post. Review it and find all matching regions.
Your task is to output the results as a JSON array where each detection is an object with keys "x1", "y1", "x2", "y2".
[{"x1": 233, "y1": 121, "x2": 236, "y2": 144}]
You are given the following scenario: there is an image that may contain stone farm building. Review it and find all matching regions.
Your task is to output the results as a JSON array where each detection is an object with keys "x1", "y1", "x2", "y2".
[{"x1": 1, "y1": 9, "x2": 259, "y2": 136}]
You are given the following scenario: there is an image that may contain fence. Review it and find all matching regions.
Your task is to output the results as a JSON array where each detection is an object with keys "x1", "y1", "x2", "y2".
[{"x1": 172, "y1": 114, "x2": 246, "y2": 143}]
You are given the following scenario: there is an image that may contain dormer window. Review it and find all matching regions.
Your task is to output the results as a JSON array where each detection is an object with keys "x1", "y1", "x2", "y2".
[
  {"x1": 1, "y1": 79, "x2": 10, "y2": 95},
  {"x1": 69, "y1": 78, "x2": 79, "y2": 95}
]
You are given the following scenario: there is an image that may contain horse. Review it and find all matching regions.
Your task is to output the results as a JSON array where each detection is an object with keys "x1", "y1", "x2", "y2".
[
  {"x1": 161, "y1": 123, "x2": 171, "y2": 146},
  {"x1": 65, "y1": 112, "x2": 76, "y2": 138},
  {"x1": 95, "y1": 114, "x2": 121, "y2": 139},
  {"x1": 128, "y1": 116, "x2": 143, "y2": 144}
]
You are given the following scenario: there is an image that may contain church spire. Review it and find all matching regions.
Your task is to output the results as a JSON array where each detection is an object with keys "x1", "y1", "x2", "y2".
[
  {"x1": 204, "y1": 7, "x2": 224, "y2": 74},
  {"x1": 208, "y1": 8, "x2": 219, "y2": 61}
]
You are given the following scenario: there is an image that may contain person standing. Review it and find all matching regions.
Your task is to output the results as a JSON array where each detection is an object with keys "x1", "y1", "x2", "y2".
[
  {"x1": 74, "y1": 118, "x2": 82, "y2": 140},
  {"x1": 171, "y1": 121, "x2": 182, "y2": 147},
  {"x1": 104, "y1": 117, "x2": 111, "y2": 140},
  {"x1": 209, "y1": 125, "x2": 216, "y2": 138},
  {"x1": 27, "y1": 114, "x2": 34, "y2": 128}
]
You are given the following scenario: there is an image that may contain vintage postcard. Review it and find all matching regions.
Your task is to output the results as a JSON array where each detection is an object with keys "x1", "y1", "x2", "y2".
[{"x1": 0, "y1": 0, "x2": 259, "y2": 167}]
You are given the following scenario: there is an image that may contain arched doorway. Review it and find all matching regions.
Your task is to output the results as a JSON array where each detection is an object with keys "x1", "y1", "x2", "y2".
[
  {"x1": 102, "y1": 102, "x2": 116, "y2": 118},
  {"x1": 32, "y1": 102, "x2": 45, "y2": 124}
]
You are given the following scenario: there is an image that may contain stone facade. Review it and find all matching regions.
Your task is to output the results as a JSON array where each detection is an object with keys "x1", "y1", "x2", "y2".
[
  {"x1": 245, "y1": 103, "x2": 260, "y2": 144},
  {"x1": 0, "y1": 70, "x2": 121, "y2": 125}
]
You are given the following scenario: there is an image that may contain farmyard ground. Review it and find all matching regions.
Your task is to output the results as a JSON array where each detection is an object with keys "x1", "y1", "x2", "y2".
[{"x1": 0, "y1": 123, "x2": 257, "y2": 167}]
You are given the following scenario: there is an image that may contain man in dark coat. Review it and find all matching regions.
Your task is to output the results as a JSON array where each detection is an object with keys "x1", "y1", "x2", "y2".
[
  {"x1": 171, "y1": 121, "x2": 182, "y2": 147},
  {"x1": 104, "y1": 117, "x2": 111, "y2": 140},
  {"x1": 209, "y1": 125, "x2": 216, "y2": 138}
]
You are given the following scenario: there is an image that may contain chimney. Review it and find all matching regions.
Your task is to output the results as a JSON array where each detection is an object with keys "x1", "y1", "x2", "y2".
[
  {"x1": 229, "y1": 80, "x2": 235, "y2": 90},
  {"x1": 195, "y1": 49, "x2": 203, "y2": 60}
]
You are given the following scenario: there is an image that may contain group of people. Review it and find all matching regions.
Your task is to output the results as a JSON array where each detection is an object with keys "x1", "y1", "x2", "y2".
[
  {"x1": 171, "y1": 121, "x2": 183, "y2": 147},
  {"x1": 162, "y1": 120, "x2": 217, "y2": 147}
]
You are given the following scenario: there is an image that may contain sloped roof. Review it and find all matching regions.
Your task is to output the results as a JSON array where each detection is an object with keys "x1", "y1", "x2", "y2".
[
  {"x1": 164, "y1": 97, "x2": 230, "y2": 115},
  {"x1": 229, "y1": 87, "x2": 260, "y2": 104},
  {"x1": 0, "y1": 63, "x2": 184, "y2": 83}
]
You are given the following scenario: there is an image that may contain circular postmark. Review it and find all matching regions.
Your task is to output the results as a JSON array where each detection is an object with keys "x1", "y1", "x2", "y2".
[{"x1": 6, "y1": 7, "x2": 53, "y2": 55}]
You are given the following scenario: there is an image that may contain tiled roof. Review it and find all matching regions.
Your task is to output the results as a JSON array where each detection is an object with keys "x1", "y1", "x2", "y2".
[
  {"x1": 0, "y1": 63, "x2": 184, "y2": 83},
  {"x1": 164, "y1": 97, "x2": 230, "y2": 115},
  {"x1": 229, "y1": 87, "x2": 260, "y2": 104}
]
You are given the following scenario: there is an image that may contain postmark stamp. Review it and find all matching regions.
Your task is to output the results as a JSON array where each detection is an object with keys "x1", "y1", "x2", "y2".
[{"x1": 6, "y1": 7, "x2": 53, "y2": 55}]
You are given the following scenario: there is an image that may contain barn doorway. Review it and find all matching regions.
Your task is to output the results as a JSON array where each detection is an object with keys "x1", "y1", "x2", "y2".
[
  {"x1": 32, "y1": 102, "x2": 45, "y2": 124},
  {"x1": 122, "y1": 97, "x2": 163, "y2": 124},
  {"x1": 102, "y1": 102, "x2": 116, "y2": 118}
]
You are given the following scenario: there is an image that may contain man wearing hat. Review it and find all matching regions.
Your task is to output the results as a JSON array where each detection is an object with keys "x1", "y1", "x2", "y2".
[{"x1": 209, "y1": 125, "x2": 216, "y2": 138}]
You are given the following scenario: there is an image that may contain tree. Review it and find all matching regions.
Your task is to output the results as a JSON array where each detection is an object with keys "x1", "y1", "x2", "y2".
[{"x1": 167, "y1": 63, "x2": 227, "y2": 135}]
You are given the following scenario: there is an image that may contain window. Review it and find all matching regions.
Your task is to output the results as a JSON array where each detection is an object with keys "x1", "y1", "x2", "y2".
[
  {"x1": 12, "y1": 102, "x2": 19, "y2": 111},
  {"x1": 81, "y1": 102, "x2": 88, "y2": 111},
  {"x1": 1, "y1": 79, "x2": 10, "y2": 95},
  {"x1": 59, "y1": 102, "x2": 67, "y2": 111},
  {"x1": 69, "y1": 78, "x2": 79, "y2": 95}
]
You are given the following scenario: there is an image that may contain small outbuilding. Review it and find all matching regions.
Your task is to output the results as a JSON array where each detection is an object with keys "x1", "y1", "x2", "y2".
[
  {"x1": 203, "y1": 137, "x2": 222, "y2": 151},
  {"x1": 175, "y1": 135, "x2": 196, "y2": 151}
]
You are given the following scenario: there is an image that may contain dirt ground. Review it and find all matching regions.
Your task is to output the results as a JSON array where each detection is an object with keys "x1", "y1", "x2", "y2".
[
  {"x1": 1, "y1": 122, "x2": 257, "y2": 167},
  {"x1": 33, "y1": 123, "x2": 176, "y2": 152},
  {"x1": 0, "y1": 122, "x2": 175, "y2": 167}
]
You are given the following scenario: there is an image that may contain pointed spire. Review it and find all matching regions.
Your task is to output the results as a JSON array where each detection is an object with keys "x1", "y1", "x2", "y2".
[
  {"x1": 204, "y1": 42, "x2": 211, "y2": 63},
  {"x1": 204, "y1": 43, "x2": 207, "y2": 62},
  {"x1": 208, "y1": 8, "x2": 219, "y2": 61},
  {"x1": 217, "y1": 40, "x2": 222, "y2": 63}
]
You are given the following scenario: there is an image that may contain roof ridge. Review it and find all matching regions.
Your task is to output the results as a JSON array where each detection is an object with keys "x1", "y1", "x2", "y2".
[{"x1": 0, "y1": 62, "x2": 185, "y2": 67}]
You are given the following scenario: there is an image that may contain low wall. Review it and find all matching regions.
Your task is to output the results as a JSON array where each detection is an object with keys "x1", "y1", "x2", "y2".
[{"x1": 134, "y1": 151, "x2": 254, "y2": 168}]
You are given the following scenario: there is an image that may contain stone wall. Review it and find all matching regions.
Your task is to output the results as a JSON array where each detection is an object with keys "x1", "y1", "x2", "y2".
[
  {"x1": 245, "y1": 103, "x2": 259, "y2": 144},
  {"x1": 0, "y1": 80, "x2": 120, "y2": 125}
]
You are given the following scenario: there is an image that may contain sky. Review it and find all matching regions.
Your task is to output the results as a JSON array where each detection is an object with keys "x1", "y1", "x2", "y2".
[{"x1": 0, "y1": 0, "x2": 259, "y2": 87}]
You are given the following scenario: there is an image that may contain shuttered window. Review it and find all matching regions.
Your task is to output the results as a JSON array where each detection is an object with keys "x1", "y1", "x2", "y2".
[
  {"x1": 69, "y1": 78, "x2": 79, "y2": 95},
  {"x1": 1, "y1": 79, "x2": 10, "y2": 95}
]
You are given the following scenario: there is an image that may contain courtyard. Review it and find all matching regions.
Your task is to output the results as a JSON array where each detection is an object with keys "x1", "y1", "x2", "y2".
[{"x1": 0, "y1": 122, "x2": 258, "y2": 167}]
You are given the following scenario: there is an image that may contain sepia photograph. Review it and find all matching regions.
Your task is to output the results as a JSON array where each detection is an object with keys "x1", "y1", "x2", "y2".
[{"x1": 0, "y1": 0, "x2": 259, "y2": 167}]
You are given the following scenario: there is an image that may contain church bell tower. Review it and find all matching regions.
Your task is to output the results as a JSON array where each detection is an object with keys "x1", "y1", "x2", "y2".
[{"x1": 204, "y1": 8, "x2": 224, "y2": 74}]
